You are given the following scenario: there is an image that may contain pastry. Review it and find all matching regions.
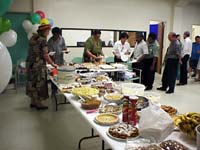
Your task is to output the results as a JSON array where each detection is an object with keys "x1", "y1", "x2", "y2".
[
  {"x1": 104, "y1": 93, "x2": 123, "y2": 101},
  {"x1": 81, "y1": 99, "x2": 101, "y2": 110},
  {"x1": 160, "y1": 140, "x2": 189, "y2": 150},
  {"x1": 99, "y1": 104, "x2": 121, "y2": 114},
  {"x1": 72, "y1": 87, "x2": 99, "y2": 98},
  {"x1": 108, "y1": 123, "x2": 139, "y2": 139},
  {"x1": 95, "y1": 113, "x2": 119, "y2": 126},
  {"x1": 161, "y1": 105, "x2": 177, "y2": 116}
]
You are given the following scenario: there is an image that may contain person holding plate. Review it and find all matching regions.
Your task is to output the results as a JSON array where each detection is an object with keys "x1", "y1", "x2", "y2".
[
  {"x1": 112, "y1": 32, "x2": 131, "y2": 62},
  {"x1": 83, "y1": 29, "x2": 104, "y2": 63},
  {"x1": 48, "y1": 27, "x2": 68, "y2": 65},
  {"x1": 130, "y1": 32, "x2": 148, "y2": 83}
]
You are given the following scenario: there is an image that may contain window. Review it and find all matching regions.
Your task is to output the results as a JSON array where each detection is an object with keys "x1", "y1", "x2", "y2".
[{"x1": 61, "y1": 28, "x2": 146, "y2": 47}]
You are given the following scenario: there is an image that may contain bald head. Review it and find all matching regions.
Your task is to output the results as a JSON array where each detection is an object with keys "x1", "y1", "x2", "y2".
[{"x1": 168, "y1": 32, "x2": 176, "y2": 42}]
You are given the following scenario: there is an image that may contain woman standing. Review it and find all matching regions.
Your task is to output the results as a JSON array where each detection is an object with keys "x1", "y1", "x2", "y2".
[
  {"x1": 26, "y1": 24, "x2": 57, "y2": 110},
  {"x1": 112, "y1": 32, "x2": 131, "y2": 62}
]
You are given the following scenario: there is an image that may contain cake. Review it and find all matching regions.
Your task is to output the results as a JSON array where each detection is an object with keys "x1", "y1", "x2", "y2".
[{"x1": 108, "y1": 123, "x2": 139, "y2": 139}]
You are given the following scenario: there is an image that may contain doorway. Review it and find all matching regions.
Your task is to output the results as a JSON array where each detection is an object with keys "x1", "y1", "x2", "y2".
[
  {"x1": 149, "y1": 20, "x2": 165, "y2": 74},
  {"x1": 192, "y1": 25, "x2": 200, "y2": 42}
]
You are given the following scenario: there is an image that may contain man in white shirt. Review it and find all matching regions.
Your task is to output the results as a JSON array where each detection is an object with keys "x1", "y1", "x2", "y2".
[
  {"x1": 178, "y1": 31, "x2": 192, "y2": 85},
  {"x1": 113, "y1": 32, "x2": 131, "y2": 62},
  {"x1": 131, "y1": 32, "x2": 148, "y2": 83}
]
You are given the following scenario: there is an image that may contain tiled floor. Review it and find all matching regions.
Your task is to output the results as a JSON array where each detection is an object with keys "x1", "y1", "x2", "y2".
[{"x1": 0, "y1": 74, "x2": 199, "y2": 150}]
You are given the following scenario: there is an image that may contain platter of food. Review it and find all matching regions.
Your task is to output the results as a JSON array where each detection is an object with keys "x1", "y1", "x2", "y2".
[
  {"x1": 99, "y1": 103, "x2": 121, "y2": 114},
  {"x1": 136, "y1": 96, "x2": 149, "y2": 110},
  {"x1": 94, "y1": 113, "x2": 119, "y2": 126},
  {"x1": 104, "y1": 93, "x2": 123, "y2": 104},
  {"x1": 161, "y1": 105, "x2": 177, "y2": 116},
  {"x1": 107, "y1": 123, "x2": 139, "y2": 141},
  {"x1": 173, "y1": 112, "x2": 200, "y2": 138},
  {"x1": 81, "y1": 99, "x2": 101, "y2": 110},
  {"x1": 72, "y1": 87, "x2": 99, "y2": 99},
  {"x1": 160, "y1": 140, "x2": 189, "y2": 150}
]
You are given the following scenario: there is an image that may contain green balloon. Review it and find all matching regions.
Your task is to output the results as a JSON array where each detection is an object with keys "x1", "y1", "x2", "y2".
[
  {"x1": 0, "y1": 18, "x2": 11, "y2": 34},
  {"x1": 31, "y1": 13, "x2": 41, "y2": 24},
  {"x1": 0, "y1": 0, "x2": 13, "y2": 16}
]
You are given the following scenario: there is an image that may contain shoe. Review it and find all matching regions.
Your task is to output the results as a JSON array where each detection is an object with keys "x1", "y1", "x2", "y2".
[
  {"x1": 30, "y1": 104, "x2": 37, "y2": 108},
  {"x1": 166, "y1": 90, "x2": 174, "y2": 94},
  {"x1": 157, "y1": 87, "x2": 166, "y2": 91},
  {"x1": 191, "y1": 74, "x2": 196, "y2": 77},
  {"x1": 36, "y1": 105, "x2": 48, "y2": 110},
  {"x1": 145, "y1": 86, "x2": 152, "y2": 91}
]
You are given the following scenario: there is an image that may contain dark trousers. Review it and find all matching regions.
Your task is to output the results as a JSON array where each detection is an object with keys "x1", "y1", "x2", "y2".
[
  {"x1": 143, "y1": 58, "x2": 157, "y2": 88},
  {"x1": 180, "y1": 55, "x2": 189, "y2": 84},
  {"x1": 162, "y1": 58, "x2": 178, "y2": 92},
  {"x1": 114, "y1": 56, "x2": 123, "y2": 63},
  {"x1": 132, "y1": 60, "x2": 145, "y2": 83}
]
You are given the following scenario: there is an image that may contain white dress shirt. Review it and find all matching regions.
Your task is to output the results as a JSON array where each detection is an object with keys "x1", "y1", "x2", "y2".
[
  {"x1": 182, "y1": 37, "x2": 192, "y2": 57},
  {"x1": 133, "y1": 40, "x2": 148, "y2": 59},
  {"x1": 113, "y1": 40, "x2": 131, "y2": 56}
]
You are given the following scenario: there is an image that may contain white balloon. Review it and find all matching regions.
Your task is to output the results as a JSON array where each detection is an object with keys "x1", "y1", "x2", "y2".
[
  {"x1": 22, "y1": 20, "x2": 33, "y2": 33},
  {"x1": 31, "y1": 24, "x2": 39, "y2": 34},
  {"x1": 27, "y1": 31, "x2": 33, "y2": 40},
  {"x1": 0, "y1": 30, "x2": 17, "y2": 47},
  {"x1": 0, "y1": 41, "x2": 12, "y2": 93}
]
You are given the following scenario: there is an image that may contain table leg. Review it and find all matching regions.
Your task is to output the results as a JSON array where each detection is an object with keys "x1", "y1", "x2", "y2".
[
  {"x1": 102, "y1": 140, "x2": 112, "y2": 150},
  {"x1": 51, "y1": 81, "x2": 70, "y2": 111},
  {"x1": 78, "y1": 128, "x2": 99, "y2": 150}
]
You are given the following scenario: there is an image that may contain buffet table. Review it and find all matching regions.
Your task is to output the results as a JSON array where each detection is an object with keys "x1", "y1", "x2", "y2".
[{"x1": 49, "y1": 77, "x2": 197, "y2": 150}]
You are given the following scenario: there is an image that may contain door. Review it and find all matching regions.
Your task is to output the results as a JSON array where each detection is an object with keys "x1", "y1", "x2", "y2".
[{"x1": 157, "y1": 22, "x2": 165, "y2": 74}]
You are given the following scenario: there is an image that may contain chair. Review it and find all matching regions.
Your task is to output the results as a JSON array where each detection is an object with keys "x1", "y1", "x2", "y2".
[
  {"x1": 15, "y1": 59, "x2": 27, "y2": 89},
  {"x1": 106, "y1": 56, "x2": 114, "y2": 63},
  {"x1": 72, "y1": 57, "x2": 83, "y2": 64}
]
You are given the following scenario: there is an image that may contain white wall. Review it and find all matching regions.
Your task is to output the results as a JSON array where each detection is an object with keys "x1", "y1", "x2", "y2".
[
  {"x1": 8, "y1": 0, "x2": 200, "y2": 61},
  {"x1": 173, "y1": 3, "x2": 200, "y2": 41},
  {"x1": 32, "y1": 0, "x2": 174, "y2": 60}
]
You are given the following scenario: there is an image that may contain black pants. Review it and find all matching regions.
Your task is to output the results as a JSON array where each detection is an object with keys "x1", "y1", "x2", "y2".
[
  {"x1": 180, "y1": 55, "x2": 189, "y2": 84},
  {"x1": 132, "y1": 60, "x2": 145, "y2": 83},
  {"x1": 114, "y1": 56, "x2": 123, "y2": 63},
  {"x1": 143, "y1": 58, "x2": 157, "y2": 88},
  {"x1": 162, "y1": 58, "x2": 178, "y2": 92}
]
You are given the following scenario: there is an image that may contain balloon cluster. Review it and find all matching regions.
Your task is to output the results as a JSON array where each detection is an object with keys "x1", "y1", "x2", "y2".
[
  {"x1": 0, "y1": 17, "x2": 17, "y2": 47},
  {"x1": 0, "y1": 0, "x2": 15, "y2": 93},
  {"x1": 22, "y1": 10, "x2": 54, "y2": 39}
]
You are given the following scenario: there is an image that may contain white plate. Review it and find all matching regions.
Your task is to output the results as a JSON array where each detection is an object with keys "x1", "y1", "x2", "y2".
[
  {"x1": 49, "y1": 51, "x2": 56, "y2": 56},
  {"x1": 121, "y1": 54, "x2": 129, "y2": 62},
  {"x1": 62, "y1": 50, "x2": 70, "y2": 53}
]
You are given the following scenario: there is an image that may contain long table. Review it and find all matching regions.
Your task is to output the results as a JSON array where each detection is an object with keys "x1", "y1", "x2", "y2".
[{"x1": 50, "y1": 77, "x2": 197, "y2": 150}]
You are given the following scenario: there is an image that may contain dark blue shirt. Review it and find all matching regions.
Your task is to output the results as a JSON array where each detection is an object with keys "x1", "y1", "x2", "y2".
[{"x1": 191, "y1": 42, "x2": 200, "y2": 60}]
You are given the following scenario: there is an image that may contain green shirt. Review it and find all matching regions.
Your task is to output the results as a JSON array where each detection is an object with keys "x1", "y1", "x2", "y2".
[
  {"x1": 147, "y1": 40, "x2": 160, "y2": 58},
  {"x1": 83, "y1": 36, "x2": 102, "y2": 62}
]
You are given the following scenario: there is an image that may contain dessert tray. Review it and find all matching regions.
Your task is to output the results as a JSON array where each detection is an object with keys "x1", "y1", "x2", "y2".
[
  {"x1": 161, "y1": 105, "x2": 177, "y2": 116},
  {"x1": 94, "y1": 113, "x2": 119, "y2": 126},
  {"x1": 71, "y1": 87, "x2": 99, "y2": 98},
  {"x1": 107, "y1": 123, "x2": 139, "y2": 141},
  {"x1": 98, "y1": 103, "x2": 122, "y2": 114},
  {"x1": 104, "y1": 93, "x2": 123, "y2": 104}
]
